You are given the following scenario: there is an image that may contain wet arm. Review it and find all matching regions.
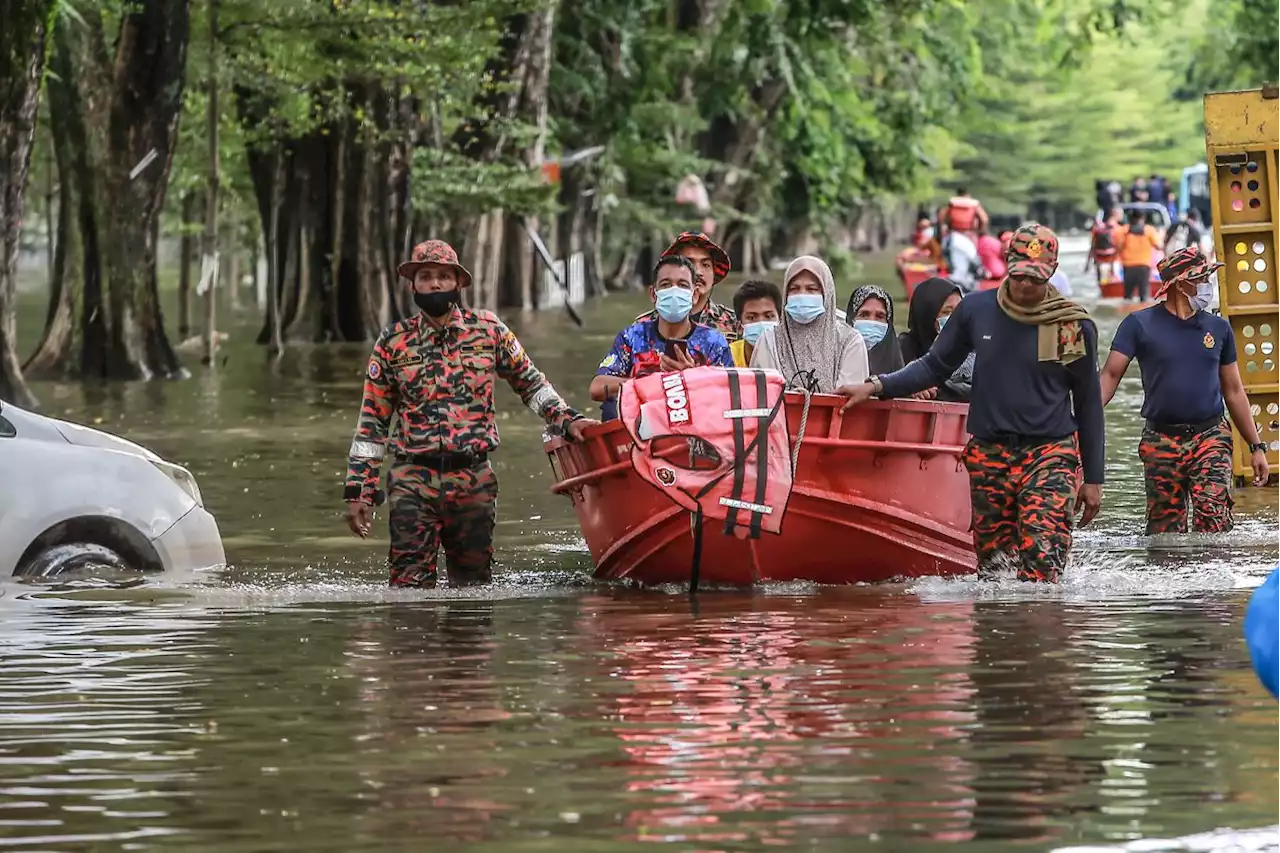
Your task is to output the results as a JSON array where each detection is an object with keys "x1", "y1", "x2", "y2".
[
  {"x1": 495, "y1": 324, "x2": 582, "y2": 430},
  {"x1": 1221, "y1": 357, "x2": 1263, "y2": 446},
  {"x1": 1098, "y1": 351, "x2": 1132, "y2": 406},
  {"x1": 1068, "y1": 322, "x2": 1106, "y2": 485},
  {"x1": 344, "y1": 340, "x2": 398, "y2": 504},
  {"x1": 1102, "y1": 315, "x2": 1138, "y2": 407},
  {"x1": 878, "y1": 304, "x2": 971, "y2": 398},
  {"x1": 590, "y1": 331, "x2": 632, "y2": 403}
]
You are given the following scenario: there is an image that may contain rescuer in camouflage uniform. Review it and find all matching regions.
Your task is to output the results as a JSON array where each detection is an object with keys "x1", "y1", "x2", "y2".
[
  {"x1": 1100, "y1": 244, "x2": 1270, "y2": 534},
  {"x1": 635, "y1": 231, "x2": 740, "y2": 341},
  {"x1": 343, "y1": 240, "x2": 597, "y2": 587}
]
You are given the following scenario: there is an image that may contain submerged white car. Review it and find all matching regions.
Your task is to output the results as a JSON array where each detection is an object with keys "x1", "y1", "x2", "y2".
[{"x1": 0, "y1": 402, "x2": 225, "y2": 578}]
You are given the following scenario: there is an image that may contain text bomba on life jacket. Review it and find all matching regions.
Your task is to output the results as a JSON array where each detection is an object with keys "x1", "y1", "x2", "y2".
[
  {"x1": 620, "y1": 366, "x2": 795, "y2": 540},
  {"x1": 945, "y1": 196, "x2": 980, "y2": 232}
]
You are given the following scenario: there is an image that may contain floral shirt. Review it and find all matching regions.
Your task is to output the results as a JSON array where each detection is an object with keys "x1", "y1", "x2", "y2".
[{"x1": 595, "y1": 318, "x2": 733, "y2": 420}]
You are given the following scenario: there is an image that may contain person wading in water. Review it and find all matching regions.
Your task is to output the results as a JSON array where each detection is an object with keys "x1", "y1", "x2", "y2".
[
  {"x1": 343, "y1": 240, "x2": 597, "y2": 587},
  {"x1": 1099, "y1": 244, "x2": 1270, "y2": 534},
  {"x1": 835, "y1": 224, "x2": 1105, "y2": 583}
]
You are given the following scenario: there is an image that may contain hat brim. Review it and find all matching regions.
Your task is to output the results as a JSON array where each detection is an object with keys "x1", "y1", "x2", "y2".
[
  {"x1": 1154, "y1": 260, "x2": 1223, "y2": 299},
  {"x1": 662, "y1": 236, "x2": 731, "y2": 285},
  {"x1": 1006, "y1": 260, "x2": 1057, "y2": 279},
  {"x1": 397, "y1": 260, "x2": 474, "y2": 289}
]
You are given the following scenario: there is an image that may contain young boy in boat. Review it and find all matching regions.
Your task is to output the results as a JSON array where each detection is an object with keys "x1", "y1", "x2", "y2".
[
  {"x1": 592, "y1": 255, "x2": 734, "y2": 421},
  {"x1": 836, "y1": 224, "x2": 1105, "y2": 584},
  {"x1": 1098, "y1": 244, "x2": 1270, "y2": 534},
  {"x1": 342, "y1": 240, "x2": 597, "y2": 588},
  {"x1": 633, "y1": 232, "x2": 740, "y2": 342},
  {"x1": 730, "y1": 279, "x2": 782, "y2": 367}
]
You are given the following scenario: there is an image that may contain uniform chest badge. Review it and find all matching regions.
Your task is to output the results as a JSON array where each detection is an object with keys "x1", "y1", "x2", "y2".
[
  {"x1": 367, "y1": 360, "x2": 382, "y2": 380},
  {"x1": 655, "y1": 466, "x2": 676, "y2": 487},
  {"x1": 1203, "y1": 332, "x2": 1215, "y2": 349},
  {"x1": 390, "y1": 353, "x2": 424, "y2": 368}
]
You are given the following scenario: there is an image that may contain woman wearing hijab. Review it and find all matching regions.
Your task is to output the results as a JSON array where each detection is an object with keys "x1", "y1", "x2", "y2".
[
  {"x1": 899, "y1": 276, "x2": 975, "y2": 402},
  {"x1": 750, "y1": 256, "x2": 868, "y2": 392},
  {"x1": 845, "y1": 285, "x2": 905, "y2": 375}
]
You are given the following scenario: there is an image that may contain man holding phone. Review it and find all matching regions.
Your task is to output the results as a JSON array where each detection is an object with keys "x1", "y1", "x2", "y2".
[{"x1": 591, "y1": 255, "x2": 734, "y2": 420}]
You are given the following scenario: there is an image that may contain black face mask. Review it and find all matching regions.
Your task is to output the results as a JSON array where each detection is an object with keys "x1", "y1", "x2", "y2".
[{"x1": 414, "y1": 290, "x2": 459, "y2": 317}]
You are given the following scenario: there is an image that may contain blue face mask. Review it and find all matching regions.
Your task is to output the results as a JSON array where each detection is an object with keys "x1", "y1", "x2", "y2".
[
  {"x1": 742, "y1": 320, "x2": 776, "y2": 346},
  {"x1": 853, "y1": 320, "x2": 888, "y2": 347},
  {"x1": 654, "y1": 287, "x2": 694, "y2": 323},
  {"x1": 1188, "y1": 276, "x2": 1216, "y2": 312},
  {"x1": 936, "y1": 314, "x2": 950, "y2": 332},
  {"x1": 785, "y1": 294, "x2": 825, "y2": 325}
]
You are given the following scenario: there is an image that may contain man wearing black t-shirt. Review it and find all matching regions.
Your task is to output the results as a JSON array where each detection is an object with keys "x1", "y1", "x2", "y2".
[
  {"x1": 836, "y1": 224, "x2": 1105, "y2": 583},
  {"x1": 1100, "y1": 245, "x2": 1270, "y2": 534}
]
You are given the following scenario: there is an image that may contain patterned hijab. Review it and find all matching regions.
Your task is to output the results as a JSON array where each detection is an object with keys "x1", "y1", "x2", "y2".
[
  {"x1": 776, "y1": 256, "x2": 852, "y2": 393},
  {"x1": 846, "y1": 284, "x2": 905, "y2": 375}
]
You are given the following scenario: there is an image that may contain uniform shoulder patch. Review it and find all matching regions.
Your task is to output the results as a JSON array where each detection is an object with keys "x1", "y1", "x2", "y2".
[
  {"x1": 367, "y1": 359, "x2": 382, "y2": 380},
  {"x1": 501, "y1": 329, "x2": 523, "y2": 359},
  {"x1": 600, "y1": 352, "x2": 617, "y2": 369}
]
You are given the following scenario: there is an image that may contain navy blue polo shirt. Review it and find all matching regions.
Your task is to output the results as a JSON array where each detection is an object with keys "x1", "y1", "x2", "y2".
[{"x1": 1109, "y1": 305, "x2": 1236, "y2": 425}]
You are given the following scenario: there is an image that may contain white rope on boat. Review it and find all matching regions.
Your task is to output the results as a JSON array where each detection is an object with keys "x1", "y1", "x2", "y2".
[{"x1": 792, "y1": 387, "x2": 811, "y2": 473}]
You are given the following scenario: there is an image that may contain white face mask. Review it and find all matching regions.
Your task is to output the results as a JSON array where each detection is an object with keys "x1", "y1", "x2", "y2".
[{"x1": 1188, "y1": 274, "x2": 1217, "y2": 312}]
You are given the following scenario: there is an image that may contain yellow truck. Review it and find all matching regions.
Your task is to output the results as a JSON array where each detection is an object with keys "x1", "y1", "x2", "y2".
[{"x1": 1204, "y1": 85, "x2": 1279, "y2": 483}]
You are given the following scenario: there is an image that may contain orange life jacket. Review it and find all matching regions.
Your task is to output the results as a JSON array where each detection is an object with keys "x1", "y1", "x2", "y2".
[
  {"x1": 620, "y1": 366, "x2": 794, "y2": 539},
  {"x1": 946, "y1": 196, "x2": 979, "y2": 232}
]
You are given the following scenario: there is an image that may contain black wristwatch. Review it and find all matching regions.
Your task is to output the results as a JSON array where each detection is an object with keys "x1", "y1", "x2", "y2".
[{"x1": 1249, "y1": 441, "x2": 1267, "y2": 454}]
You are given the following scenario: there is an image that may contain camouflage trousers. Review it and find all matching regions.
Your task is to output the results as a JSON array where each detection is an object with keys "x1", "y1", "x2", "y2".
[
  {"x1": 386, "y1": 461, "x2": 498, "y2": 588},
  {"x1": 962, "y1": 437, "x2": 1080, "y2": 583},
  {"x1": 1138, "y1": 420, "x2": 1234, "y2": 535}
]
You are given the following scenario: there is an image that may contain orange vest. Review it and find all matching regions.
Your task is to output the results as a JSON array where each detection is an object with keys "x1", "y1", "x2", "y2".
[
  {"x1": 946, "y1": 196, "x2": 979, "y2": 232},
  {"x1": 620, "y1": 366, "x2": 794, "y2": 538}
]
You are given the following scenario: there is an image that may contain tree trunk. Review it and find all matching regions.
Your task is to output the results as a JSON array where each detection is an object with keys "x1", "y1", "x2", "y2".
[
  {"x1": 96, "y1": 0, "x2": 191, "y2": 380},
  {"x1": 178, "y1": 191, "x2": 195, "y2": 338},
  {"x1": 0, "y1": 0, "x2": 55, "y2": 407},
  {"x1": 23, "y1": 43, "x2": 85, "y2": 382},
  {"x1": 201, "y1": 0, "x2": 220, "y2": 367}
]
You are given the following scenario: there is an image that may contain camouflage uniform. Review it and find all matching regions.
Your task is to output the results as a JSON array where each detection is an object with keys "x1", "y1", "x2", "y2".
[
  {"x1": 635, "y1": 231, "x2": 739, "y2": 341},
  {"x1": 964, "y1": 224, "x2": 1089, "y2": 583},
  {"x1": 1140, "y1": 245, "x2": 1234, "y2": 534},
  {"x1": 345, "y1": 240, "x2": 584, "y2": 588},
  {"x1": 964, "y1": 437, "x2": 1080, "y2": 583},
  {"x1": 1139, "y1": 420, "x2": 1234, "y2": 534}
]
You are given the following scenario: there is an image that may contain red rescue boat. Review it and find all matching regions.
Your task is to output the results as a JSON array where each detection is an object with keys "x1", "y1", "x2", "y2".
[
  {"x1": 545, "y1": 393, "x2": 976, "y2": 586},
  {"x1": 900, "y1": 262, "x2": 1000, "y2": 300}
]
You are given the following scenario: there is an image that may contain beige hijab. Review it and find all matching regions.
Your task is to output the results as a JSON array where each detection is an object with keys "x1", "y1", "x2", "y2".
[{"x1": 775, "y1": 256, "x2": 852, "y2": 392}]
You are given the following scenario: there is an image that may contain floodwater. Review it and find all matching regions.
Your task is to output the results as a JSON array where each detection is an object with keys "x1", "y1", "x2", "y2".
[{"x1": 2, "y1": 247, "x2": 1277, "y2": 852}]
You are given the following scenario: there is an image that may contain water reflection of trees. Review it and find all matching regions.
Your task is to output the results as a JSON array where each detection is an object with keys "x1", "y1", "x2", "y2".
[{"x1": 578, "y1": 592, "x2": 980, "y2": 848}]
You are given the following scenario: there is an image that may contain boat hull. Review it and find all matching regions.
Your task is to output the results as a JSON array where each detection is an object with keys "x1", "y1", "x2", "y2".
[
  {"x1": 901, "y1": 264, "x2": 1000, "y2": 300},
  {"x1": 546, "y1": 395, "x2": 977, "y2": 586}
]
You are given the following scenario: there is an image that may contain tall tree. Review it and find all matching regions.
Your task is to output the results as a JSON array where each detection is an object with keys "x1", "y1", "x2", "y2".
[
  {"x1": 27, "y1": 0, "x2": 192, "y2": 381},
  {"x1": 0, "y1": 0, "x2": 56, "y2": 406}
]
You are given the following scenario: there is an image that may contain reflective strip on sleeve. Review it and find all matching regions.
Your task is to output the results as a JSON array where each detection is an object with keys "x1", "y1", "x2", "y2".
[
  {"x1": 718, "y1": 497, "x2": 773, "y2": 515},
  {"x1": 527, "y1": 384, "x2": 561, "y2": 417},
  {"x1": 349, "y1": 439, "x2": 386, "y2": 460}
]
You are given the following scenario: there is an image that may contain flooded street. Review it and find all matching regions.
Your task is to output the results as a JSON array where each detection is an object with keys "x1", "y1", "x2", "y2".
[{"x1": 3, "y1": 251, "x2": 1277, "y2": 851}]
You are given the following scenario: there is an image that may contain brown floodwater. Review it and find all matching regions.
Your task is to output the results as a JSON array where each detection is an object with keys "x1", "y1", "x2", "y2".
[{"x1": 2, "y1": 253, "x2": 1277, "y2": 852}]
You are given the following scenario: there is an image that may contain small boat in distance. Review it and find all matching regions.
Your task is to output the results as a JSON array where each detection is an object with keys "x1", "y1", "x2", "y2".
[{"x1": 545, "y1": 393, "x2": 976, "y2": 587}]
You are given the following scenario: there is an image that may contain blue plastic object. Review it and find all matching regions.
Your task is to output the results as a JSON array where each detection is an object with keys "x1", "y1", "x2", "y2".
[{"x1": 1243, "y1": 569, "x2": 1279, "y2": 698}]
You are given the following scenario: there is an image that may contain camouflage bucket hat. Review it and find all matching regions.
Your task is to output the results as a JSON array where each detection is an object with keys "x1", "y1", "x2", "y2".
[
  {"x1": 1005, "y1": 223, "x2": 1059, "y2": 280},
  {"x1": 660, "y1": 231, "x2": 731, "y2": 285},
  {"x1": 1154, "y1": 245, "x2": 1224, "y2": 298},
  {"x1": 397, "y1": 239, "x2": 473, "y2": 288}
]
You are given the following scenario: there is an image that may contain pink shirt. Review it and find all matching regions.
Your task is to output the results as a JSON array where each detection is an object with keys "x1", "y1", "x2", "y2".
[{"x1": 977, "y1": 235, "x2": 1006, "y2": 278}]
